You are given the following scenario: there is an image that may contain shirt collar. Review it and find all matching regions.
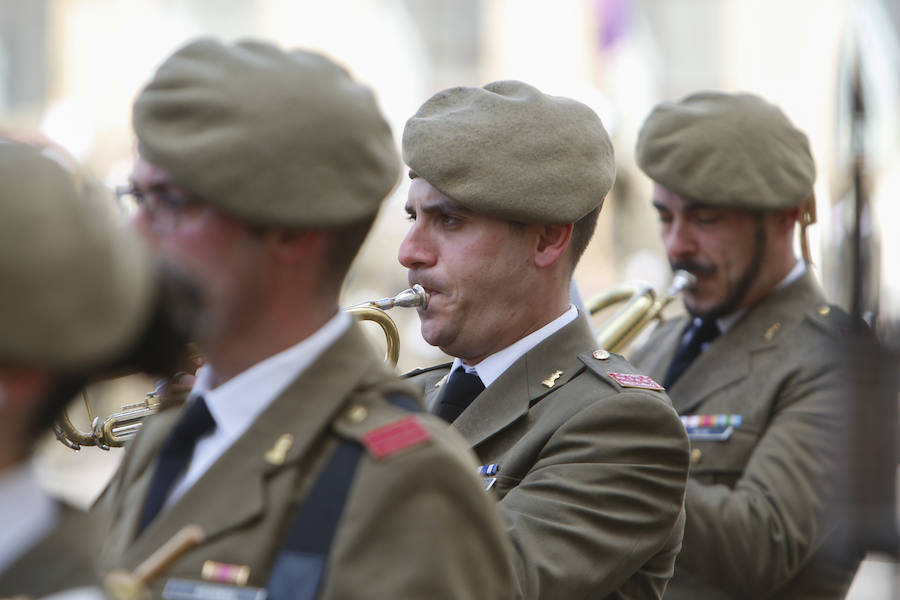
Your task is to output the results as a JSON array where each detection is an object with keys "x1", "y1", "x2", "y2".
[
  {"x1": 451, "y1": 305, "x2": 579, "y2": 388},
  {"x1": 190, "y1": 311, "x2": 352, "y2": 439}
]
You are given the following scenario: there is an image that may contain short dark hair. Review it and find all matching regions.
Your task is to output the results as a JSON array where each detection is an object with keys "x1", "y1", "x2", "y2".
[{"x1": 569, "y1": 207, "x2": 600, "y2": 271}]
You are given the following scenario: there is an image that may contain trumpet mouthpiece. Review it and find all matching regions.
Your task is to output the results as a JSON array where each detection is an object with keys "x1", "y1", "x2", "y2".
[
  {"x1": 668, "y1": 270, "x2": 697, "y2": 295},
  {"x1": 369, "y1": 284, "x2": 429, "y2": 310}
]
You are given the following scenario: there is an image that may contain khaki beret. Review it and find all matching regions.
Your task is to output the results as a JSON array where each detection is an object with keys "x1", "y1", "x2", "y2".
[
  {"x1": 134, "y1": 38, "x2": 400, "y2": 227},
  {"x1": 636, "y1": 91, "x2": 815, "y2": 210},
  {"x1": 0, "y1": 140, "x2": 154, "y2": 369},
  {"x1": 402, "y1": 80, "x2": 615, "y2": 224}
]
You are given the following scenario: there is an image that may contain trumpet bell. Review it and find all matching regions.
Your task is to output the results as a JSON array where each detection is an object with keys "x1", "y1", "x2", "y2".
[{"x1": 587, "y1": 270, "x2": 696, "y2": 355}]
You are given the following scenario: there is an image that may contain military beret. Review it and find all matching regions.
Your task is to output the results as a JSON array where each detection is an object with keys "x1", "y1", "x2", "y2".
[
  {"x1": 134, "y1": 38, "x2": 400, "y2": 227},
  {"x1": 402, "y1": 80, "x2": 615, "y2": 224},
  {"x1": 635, "y1": 91, "x2": 815, "y2": 210},
  {"x1": 0, "y1": 140, "x2": 154, "y2": 369}
]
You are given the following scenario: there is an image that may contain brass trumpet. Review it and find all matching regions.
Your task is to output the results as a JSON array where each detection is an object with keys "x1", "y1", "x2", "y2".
[
  {"x1": 345, "y1": 284, "x2": 428, "y2": 368},
  {"x1": 588, "y1": 270, "x2": 696, "y2": 354},
  {"x1": 54, "y1": 285, "x2": 429, "y2": 450}
]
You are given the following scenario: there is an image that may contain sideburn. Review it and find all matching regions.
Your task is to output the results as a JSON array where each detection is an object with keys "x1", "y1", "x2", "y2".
[{"x1": 704, "y1": 214, "x2": 767, "y2": 319}]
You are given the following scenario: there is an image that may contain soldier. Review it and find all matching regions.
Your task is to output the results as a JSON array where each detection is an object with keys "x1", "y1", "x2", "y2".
[
  {"x1": 630, "y1": 91, "x2": 861, "y2": 598},
  {"x1": 399, "y1": 81, "x2": 691, "y2": 599},
  {"x1": 97, "y1": 39, "x2": 515, "y2": 599},
  {"x1": 0, "y1": 139, "x2": 187, "y2": 598}
]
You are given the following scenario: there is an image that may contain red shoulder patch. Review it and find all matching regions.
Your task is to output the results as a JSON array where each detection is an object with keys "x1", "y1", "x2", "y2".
[
  {"x1": 607, "y1": 372, "x2": 665, "y2": 391},
  {"x1": 361, "y1": 416, "x2": 431, "y2": 459}
]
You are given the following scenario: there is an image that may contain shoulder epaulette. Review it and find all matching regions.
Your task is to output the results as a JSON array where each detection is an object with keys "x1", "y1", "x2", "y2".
[
  {"x1": 579, "y1": 349, "x2": 666, "y2": 392},
  {"x1": 333, "y1": 400, "x2": 431, "y2": 459},
  {"x1": 401, "y1": 362, "x2": 452, "y2": 379},
  {"x1": 804, "y1": 303, "x2": 861, "y2": 338}
]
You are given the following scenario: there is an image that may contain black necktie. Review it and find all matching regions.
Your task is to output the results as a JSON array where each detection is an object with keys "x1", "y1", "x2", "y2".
[
  {"x1": 663, "y1": 318, "x2": 720, "y2": 388},
  {"x1": 138, "y1": 396, "x2": 215, "y2": 534},
  {"x1": 436, "y1": 369, "x2": 485, "y2": 423}
]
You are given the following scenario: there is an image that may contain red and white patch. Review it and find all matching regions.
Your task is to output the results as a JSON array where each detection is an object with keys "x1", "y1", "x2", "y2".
[
  {"x1": 607, "y1": 372, "x2": 665, "y2": 391},
  {"x1": 361, "y1": 416, "x2": 431, "y2": 459}
]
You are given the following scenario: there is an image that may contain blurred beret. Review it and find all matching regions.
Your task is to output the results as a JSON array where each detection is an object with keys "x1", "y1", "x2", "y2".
[
  {"x1": 134, "y1": 38, "x2": 400, "y2": 227},
  {"x1": 402, "y1": 80, "x2": 615, "y2": 224},
  {"x1": 0, "y1": 140, "x2": 154, "y2": 369},
  {"x1": 636, "y1": 91, "x2": 815, "y2": 210}
]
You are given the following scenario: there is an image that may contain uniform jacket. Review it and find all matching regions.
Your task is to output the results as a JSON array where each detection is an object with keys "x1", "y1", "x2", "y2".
[
  {"x1": 0, "y1": 503, "x2": 102, "y2": 598},
  {"x1": 631, "y1": 270, "x2": 860, "y2": 599},
  {"x1": 98, "y1": 323, "x2": 515, "y2": 599},
  {"x1": 405, "y1": 314, "x2": 691, "y2": 599}
]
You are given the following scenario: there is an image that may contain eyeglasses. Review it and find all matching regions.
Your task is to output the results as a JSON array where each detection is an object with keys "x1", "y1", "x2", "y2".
[{"x1": 115, "y1": 183, "x2": 195, "y2": 230}]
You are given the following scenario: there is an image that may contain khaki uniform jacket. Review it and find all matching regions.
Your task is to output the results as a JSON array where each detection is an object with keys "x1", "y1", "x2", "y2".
[
  {"x1": 405, "y1": 315, "x2": 691, "y2": 599},
  {"x1": 0, "y1": 503, "x2": 102, "y2": 598},
  {"x1": 97, "y1": 323, "x2": 515, "y2": 599},
  {"x1": 631, "y1": 271, "x2": 859, "y2": 599}
]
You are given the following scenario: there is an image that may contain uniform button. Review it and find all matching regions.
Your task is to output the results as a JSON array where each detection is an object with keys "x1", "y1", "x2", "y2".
[
  {"x1": 346, "y1": 405, "x2": 368, "y2": 423},
  {"x1": 592, "y1": 349, "x2": 610, "y2": 360},
  {"x1": 690, "y1": 448, "x2": 702, "y2": 465},
  {"x1": 817, "y1": 305, "x2": 831, "y2": 316}
]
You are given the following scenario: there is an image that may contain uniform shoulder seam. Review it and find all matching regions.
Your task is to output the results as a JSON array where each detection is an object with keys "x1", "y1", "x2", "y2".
[{"x1": 401, "y1": 362, "x2": 452, "y2": 378}]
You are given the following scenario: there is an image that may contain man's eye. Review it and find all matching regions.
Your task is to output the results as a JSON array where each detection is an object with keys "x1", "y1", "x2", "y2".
[
  {"x1": 440, "y1": 214, "x2": 460, "y2": 227},
  {"x1": 693, "y1": 213, "x2": 720, "y2": 225},
  {"x1": 656, "y1": 212, "x2": 672, "y2": 224},
  {"x1": 405, "y1": 212, "x2": 416, "y2": 222}
]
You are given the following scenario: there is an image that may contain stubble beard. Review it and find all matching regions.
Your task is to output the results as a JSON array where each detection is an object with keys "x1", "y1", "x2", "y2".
[{"x1": 685, "y1": 219, "x2": 767, "y2": 320}]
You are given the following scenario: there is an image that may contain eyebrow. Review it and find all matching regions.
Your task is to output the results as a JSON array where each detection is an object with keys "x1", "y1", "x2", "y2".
[
  {"x1": 405, "y1": 197, "x2": 473, "y2": 216},
  {"x1": 651, "y1": 200, "x2": 718, "y2": 213}
]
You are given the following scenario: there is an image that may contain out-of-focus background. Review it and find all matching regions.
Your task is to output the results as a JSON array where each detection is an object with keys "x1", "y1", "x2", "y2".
[{"x1": 4, "y1": 0, "x2": 897, "y2": 595}]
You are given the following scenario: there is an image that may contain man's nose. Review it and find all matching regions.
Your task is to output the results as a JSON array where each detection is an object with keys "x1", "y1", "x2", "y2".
[
  {"x1": 398, "y1": 222, "x2": 435, "y2": 270},
  {"x1": 665, "y1": 220, "x2": 697, "y2": 260}
]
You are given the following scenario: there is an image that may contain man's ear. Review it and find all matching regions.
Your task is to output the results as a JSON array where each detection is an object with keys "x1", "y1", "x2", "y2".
[
  {"x1": 267, "y1": 230, "x2": 327, "y2": 265},
  {"x1": 774, "y1": 206, "x2": 803, "y2": 232},
  {"x1": 534, "y1": 223, "x2": 573, "y2": 268}
]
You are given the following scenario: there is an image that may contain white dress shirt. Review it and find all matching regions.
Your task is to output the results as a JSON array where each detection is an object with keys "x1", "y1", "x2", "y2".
[
  {"x1": 0, "y1": 461, "x2": 59, "y2": 574},
  {"x1": 164, "y1": 311, "x2": 352, "y2": 508},
  {"x1": 450, "y1": 305, "x2": 579, "y2": 387}
]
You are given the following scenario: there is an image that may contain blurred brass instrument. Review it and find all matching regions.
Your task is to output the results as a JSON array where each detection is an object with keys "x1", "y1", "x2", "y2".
[
  {"x1": 53, "y1": 390, "x2": 162, "y2": 450},
  {"x1": 54, "y1": 284, "x2": 429, "y2": 450},
  {"x1": 587, "y1": 270, "x2": 696, "y2": 354},
  {"x1": 345, "y1": 284, "x2": 429, "y2": 367}
]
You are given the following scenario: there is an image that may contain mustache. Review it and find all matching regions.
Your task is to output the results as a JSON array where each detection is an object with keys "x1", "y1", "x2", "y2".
[{"x1": 671, "y1": 259, "x2": 717, "y2": 277}]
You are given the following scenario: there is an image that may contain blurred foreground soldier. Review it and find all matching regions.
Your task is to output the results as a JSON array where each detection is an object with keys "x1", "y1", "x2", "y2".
[
  {"x1": 400, "y1": 81, "x2": 690, "y2": 599},
  {"x1": 0, "y1": 139, "x2": 182, "y2": 598},
  {"x1": 631, "y1": 91, "x2": 861, "y2": 598},
  {"x1": 97, "y1": 39, "x2": 515, "y2": 599}
]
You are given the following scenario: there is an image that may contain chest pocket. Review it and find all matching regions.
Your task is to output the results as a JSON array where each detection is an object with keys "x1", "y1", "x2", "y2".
[{"x1": 688, "y1": 425, "x2": 760, "y2": 488}]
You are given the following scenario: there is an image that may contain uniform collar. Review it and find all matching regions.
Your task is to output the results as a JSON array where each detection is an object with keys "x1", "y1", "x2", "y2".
[
  {"x1": 190, "y1": 311, "x2": 352, "y2": 440},
  {"x1": 713, "y1": 260, "x2": 807, "y2": 334},
  {"x1": 450, "y1": 304, "x2": 578, "y2": 388}
]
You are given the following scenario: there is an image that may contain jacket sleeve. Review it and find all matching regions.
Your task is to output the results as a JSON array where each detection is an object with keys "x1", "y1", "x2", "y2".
[
  {"x1": 497, "y1": 392, "x2": 690, "y2": 598},
  {"x1": 677, "y1": 345, "x2": 848, "y2": 597}
]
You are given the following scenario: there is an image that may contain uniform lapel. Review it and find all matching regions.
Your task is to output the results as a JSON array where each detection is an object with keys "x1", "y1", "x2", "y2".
[
  {"x1": 103, "y1": 407, "x2": 182, "y2": 558},
  {"x1": 422, "y1": 368, "x2": 451, "y2": 413},
  {"x1": 116, "y1": 322, "x2": 382, "y2": 564},
  {"x1": 668, "y1": 271, "x2": 824, "y2": 414},
  {"x1": 454, "y1": 314, "x2": 598, "y2": 449}
]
